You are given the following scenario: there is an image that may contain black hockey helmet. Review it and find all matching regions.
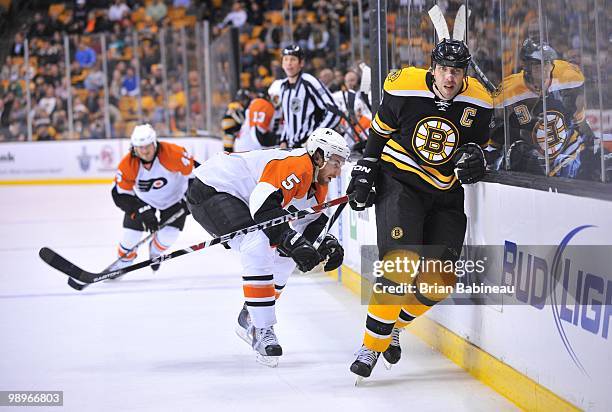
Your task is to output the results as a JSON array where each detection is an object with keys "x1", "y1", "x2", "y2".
[
  {"x1": 520, "y1": 38, "x2": 558, "y2": 64},
  {"x1": 431, "y1": 39, "x2": 471, "y2": 69},
  {"x1": 281, "y1": 44, "x2": 304, "y2": 61},
  {"x1": 235, "y1": 88, "x2": 251, "y2": 106}
]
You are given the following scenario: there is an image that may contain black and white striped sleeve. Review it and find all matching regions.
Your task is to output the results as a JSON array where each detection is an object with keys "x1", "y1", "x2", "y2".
[{"x1": 303, "y1": 74, "x2": 341, "y2": 131}]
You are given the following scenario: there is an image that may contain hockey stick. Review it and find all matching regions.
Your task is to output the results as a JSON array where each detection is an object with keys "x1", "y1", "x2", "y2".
[
  {"x1": 312, "y1": 201, "x2": 348, "y2": 249},
  {"x1": 469, "y1": 59, "x2": 498, "y2": 94},
  {"x1": 326, "y1": 103, "x2": 368, "y2": 145},
  {"x1": 66, "y1": 207, "x2": 187, "y2": 291},
  {"x1": 428, "y1": 4, "x2": 498, "y2": 95},
  {"x1": 39, "y1": 194, "x2": 353, "y2": 288}
]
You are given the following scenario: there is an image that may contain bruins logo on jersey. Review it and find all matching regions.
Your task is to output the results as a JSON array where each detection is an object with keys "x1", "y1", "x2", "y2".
[
  {"x1": 411, "y1": 117, "x2": 459, "y2": 165},
  {"x1": 531, "y1": 110, "x2": 568, "y2": 159}
]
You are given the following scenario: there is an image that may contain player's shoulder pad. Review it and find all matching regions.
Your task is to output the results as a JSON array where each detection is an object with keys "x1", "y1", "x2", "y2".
[
  {"x1": 117, "y1": 152, "x2": 139, "y2": 178},
  {"x1": 158, "y1": 141, "x2": 193, "y2": 174},
  {"x1": 550, "y1": 60, "x2": 585, "y2": 92},
  {"x1": 250, "y1": 97, "x2": 274, "y2": 111},
  {"x1": 456, "y1": 76, "x2": 494, "y2": 109},
  {"x1": 496, "y1": 72, "x2": 533, "y2": 108},
  {"x1": 383, "y1": 67, "x2": 431, "y2": 97}
]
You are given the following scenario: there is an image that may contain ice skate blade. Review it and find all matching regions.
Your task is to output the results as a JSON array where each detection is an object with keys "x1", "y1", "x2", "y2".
[
  {"x1": 255, "y1": 353, "x2": 279, "y2": 368},
  {"x1": 235, "y1": 326, "x2": 251, "y2": 346},
  {"x1": 383, "y1": 359, "x2": 393, "y2": 370}
]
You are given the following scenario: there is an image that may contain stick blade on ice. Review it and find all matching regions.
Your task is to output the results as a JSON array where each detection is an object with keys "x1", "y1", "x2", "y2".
[{"x1": 39, "y1": 247, "x2": 90, "y2": 281}]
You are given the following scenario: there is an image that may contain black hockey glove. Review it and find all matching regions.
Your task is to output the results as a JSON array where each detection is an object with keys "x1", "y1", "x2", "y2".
[
  {"x1": 133, "y1": 204, "x2": 159, "y2": 232},
  {"x1": 453, "y1": 143, "x2": 486, "y2": 184},
  {"x1": 506, "y1": 140, "x2": 545, "y2": 175},
  {"x1": 346, "y1": 158, "x2": 379, "y2": 211},
  {"x1": 278, "y1": 229, "x2": 322, "y2": 273},
  {"x1": 317, "y1": 234, "x2": 344, "y2": 272}
]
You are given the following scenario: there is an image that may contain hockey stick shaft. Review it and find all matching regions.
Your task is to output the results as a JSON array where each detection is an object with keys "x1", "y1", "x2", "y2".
[
  {"x1": 312, "y1": 201, "x2": 348, "y2": 249},
  {"x1": 40, "y1": 194, "x2": 353, "y2": 287},
  {"x1": 470, "y1": 59, "x2": 498, "y2": 94},
  {"x1": 67, "y1": 207, "x2": 187, "y2": 290}
]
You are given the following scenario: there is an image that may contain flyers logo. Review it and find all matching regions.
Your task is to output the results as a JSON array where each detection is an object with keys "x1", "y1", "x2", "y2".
[{"x1": 137, "y1": 177, "x2": 168, "y2": 192}]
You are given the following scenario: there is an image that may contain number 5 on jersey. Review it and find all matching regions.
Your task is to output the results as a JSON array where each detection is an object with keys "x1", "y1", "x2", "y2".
[{"x1": 281, "y1": 173, "x2": 301, "y2": 190}]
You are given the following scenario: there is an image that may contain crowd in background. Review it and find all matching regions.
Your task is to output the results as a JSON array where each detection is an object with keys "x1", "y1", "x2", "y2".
[
  {"x1": 0, "y1": 0, "x2": 369, "y2": 141},
  {"x1": 0, "y1": 0, "x2": 609, "y2": 143}
]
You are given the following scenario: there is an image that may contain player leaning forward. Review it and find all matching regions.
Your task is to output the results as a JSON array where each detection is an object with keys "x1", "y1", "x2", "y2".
[
  {"x1": 187, "y1": 128, "x2": 349, "y2": 365},
  {"x1": 111, "y1": 124, "x2": 196, "y2": 271},
  {"x1": 347, "y1": 39, "x2": 493, "y2": 378}
]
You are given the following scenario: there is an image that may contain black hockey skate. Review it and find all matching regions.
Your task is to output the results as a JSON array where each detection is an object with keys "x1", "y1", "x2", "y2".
[
  {"x1": 350, "y1": 345, "x2": 380, "y2": 384},
  {"x1": 235, "y1": 303, "x2": 252, "y2": 343},
  {"x1": 149, "y1": 241, "x2": 161, "y2": 272},
  {"x1": 382, "y1": 328, "x2": 402, "y2": 369}
]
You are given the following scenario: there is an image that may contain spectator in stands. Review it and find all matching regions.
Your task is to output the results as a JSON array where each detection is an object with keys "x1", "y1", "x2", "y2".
[
  {"x1": 10, "y1": 33, "x2": 25, "y2": 57},
  {"x1": 0, "y1": 98, "x2": 10, "y2": 129},
  {"x1": 146, "y1": 0, "x2": 167, "y2": 23},
  {"x1": 307, "y1": 23, "x2": 330, "y2": 59},
  {"x1": 38, "y1": 85, "x2": 58, "y2": 116},
  {"x1": 121, "y1": 67, "x2": 139, "y2": 96},
  {"x1": 29, "y1": 12, "x2": 52, "y2": 38},
  {"x1": 294, "y1": 17, "x2": 311, "y2": 51},
  {"x1": 75, "y1": 41, "x2": 97, "y2": 69},
  {"x1": 69, "y1": 0, "x2": 89, "y2": 33},
  {"x1": 173, "y1": 0, "x2": 191, "y2": 9},
  {"x1": 318, "y1": 68, "x2": 339, "y2": 93},
  {"x1": 219, "y1": 2, "x2": 247, "y2": 30},
  {"x1": 246, "y1": 2, "x2": 264, "y2": 26},
  {"x1": 84, "y1": 62, "x2": 106, "y2": 92},
  {"x1": 108, "y1": 0, "x2": 131, "y2": 23},
  {"x1": 169, "y1": 81, "x2": 186, "y2": 110}
]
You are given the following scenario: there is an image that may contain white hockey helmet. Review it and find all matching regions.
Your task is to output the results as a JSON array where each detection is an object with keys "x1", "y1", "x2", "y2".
[
  {"x1": 305, "y1": 128, "x2": 350, "y2": 164},
  {"x1": 130, "y1": 124, "x2": 157, "y2": 147},
  {"x1": 268, "y1": 79, "x2": 283, "y2": 108}
]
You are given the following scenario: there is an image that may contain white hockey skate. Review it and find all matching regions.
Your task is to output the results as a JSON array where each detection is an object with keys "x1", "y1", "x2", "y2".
[
  {"x1": 251, "y1": 326, "x2": 283, "y2": 367},
  {"x1": 107, "y1": 258, "x2": 133, "y2": 280},
  {"x1": 382, "y1": 328, "x2": 402, "y2": 370},
  {"x1": 235, "y1": 305, "x2": 282, "y2": 367},
  {"x1": 350, "y1": 345, "x2": 380, "y2": 385}
]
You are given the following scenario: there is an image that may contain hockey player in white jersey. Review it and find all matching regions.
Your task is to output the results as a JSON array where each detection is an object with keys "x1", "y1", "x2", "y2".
[
  {"x1": 111, "y1": 124, "x2": 195, "y2": 272},
  {"x1": 187, "y1": 128, "x2": 349, "y2": 366}
]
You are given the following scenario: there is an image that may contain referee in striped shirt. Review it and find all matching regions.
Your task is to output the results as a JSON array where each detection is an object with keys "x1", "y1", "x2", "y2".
[{"x1": 279, "y1": 45, "x2": 340, "y2": 148}]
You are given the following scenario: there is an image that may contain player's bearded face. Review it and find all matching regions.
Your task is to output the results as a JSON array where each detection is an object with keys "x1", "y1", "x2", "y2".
[
  {"x1": 282, "y1": 56, "x2": 304, "y2": 79},
  {"x1": 134, "y1": 143, "x2": 156, "y2": 162},
  {"x1": 432, "y1": 65, "x2": 465, "y2": 99},
  {"x1": 317, "y1": 154, "x2": 345, "y2": 185}
]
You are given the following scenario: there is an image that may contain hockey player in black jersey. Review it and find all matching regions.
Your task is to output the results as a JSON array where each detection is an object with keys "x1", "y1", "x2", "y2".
[
  {"x1": 488, "y1": 39, "x2": 598, "y2": 180},
  {"x1": 346, "y1": 39, "x2": 493, "y2": 379},
  {"x1": 221, "y1": 89, "x2": 251, "y2": 153}
]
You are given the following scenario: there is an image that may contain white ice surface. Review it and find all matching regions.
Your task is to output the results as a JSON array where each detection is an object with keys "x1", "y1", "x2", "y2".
[{"x1": 0, "y1": 185, "x2": 517, "y2": 412}]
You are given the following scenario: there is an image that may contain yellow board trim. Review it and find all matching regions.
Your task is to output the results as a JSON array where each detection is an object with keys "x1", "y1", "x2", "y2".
[
  {"x1": 0, "y1": 178, "x2": 113, "y2": 185},
  {"x1": 327, "y1": 264, "x2": 579, "y2": 412}
]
